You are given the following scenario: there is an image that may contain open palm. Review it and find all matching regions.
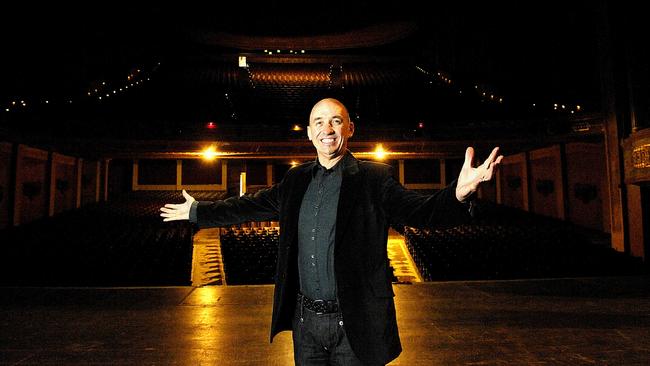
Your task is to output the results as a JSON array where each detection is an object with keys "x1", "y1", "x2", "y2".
[
  {"x1": 455, "y1": 147, "x2": 503, "y2": 202},
  {"x1": 160, "y1": 189, "x2": 196, "y2": 222}
]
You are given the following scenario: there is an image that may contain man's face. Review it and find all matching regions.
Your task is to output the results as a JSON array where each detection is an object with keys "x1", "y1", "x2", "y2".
[{"x1": 307, "y1": 99, "x2": 354, "y2": 161}]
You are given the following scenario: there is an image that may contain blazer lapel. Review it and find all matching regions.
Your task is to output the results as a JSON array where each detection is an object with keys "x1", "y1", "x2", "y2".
[
  {"x1": 284, "y1": 163, "x2": 313, "y2": 244},
  {"x1": 335, "y1": 153, "x2": 361, "y2": 246}
]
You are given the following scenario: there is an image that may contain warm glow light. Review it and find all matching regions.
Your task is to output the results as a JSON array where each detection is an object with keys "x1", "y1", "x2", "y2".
[
  {"x1": 240, "y1": 172, "x2": 246, "y2": 197},
  {"x1": 206, "y1": 122, "x2": 217, "y2": 129},
  {"x1": 374, "y1": 144, "x2": 387, "y2": 160},
  {"x1": 576, "y1": 105, "x2": 581, "y2": 111},
  {"x1": 292, "y1": 124, "x2": 303, "y2": 131},
  {"x1": 202, "y1": 146, "x2": 218, "y2": 160},
  {"x1": 290, "y1": 161, "x2": 298, "y2": 167},
  {"x1": 418, "y1": 122, "x2": 424, "y2": 129}
]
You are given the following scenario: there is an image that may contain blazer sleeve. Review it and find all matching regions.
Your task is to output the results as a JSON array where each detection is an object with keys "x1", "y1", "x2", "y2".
[
  {"x1": 193, "y1": 184, "x2": 280, "y2": 228},
  {"x1": 380, "y1": 170, "x2": 472, "y2": 229}
]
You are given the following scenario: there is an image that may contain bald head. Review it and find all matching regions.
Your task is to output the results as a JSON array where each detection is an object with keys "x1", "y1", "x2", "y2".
[
  {"x1": 307, "y1": 98, "x2": 355, "y2": 169},
  {"x1": 309, "y1": 98, "x2": 350, "y2": 124}
]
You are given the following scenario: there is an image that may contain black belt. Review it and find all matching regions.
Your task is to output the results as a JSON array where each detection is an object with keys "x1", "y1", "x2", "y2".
[{"x1": 297, "y1": 293, "x2": 339, "y2": 314}]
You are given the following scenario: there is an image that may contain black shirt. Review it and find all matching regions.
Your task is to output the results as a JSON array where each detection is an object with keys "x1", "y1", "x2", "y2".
[{"x1": 297, "y1": 157, "x2": 344, "y2": 301}]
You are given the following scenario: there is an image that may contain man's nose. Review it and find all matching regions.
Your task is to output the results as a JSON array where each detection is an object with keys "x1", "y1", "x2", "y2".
[{"x1": 322, "y1": 124, "x2": 334, "y2": 134}]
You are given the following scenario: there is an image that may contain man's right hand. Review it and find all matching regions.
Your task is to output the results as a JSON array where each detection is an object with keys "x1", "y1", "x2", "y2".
[{"x1": 160, "y1": 189, "x2": 195, "y2": 222}]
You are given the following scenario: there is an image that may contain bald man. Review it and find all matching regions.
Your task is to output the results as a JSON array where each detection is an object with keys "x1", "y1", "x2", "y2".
[{"x1": 161, "y1": 98, "x2": 502, "y2": 365}]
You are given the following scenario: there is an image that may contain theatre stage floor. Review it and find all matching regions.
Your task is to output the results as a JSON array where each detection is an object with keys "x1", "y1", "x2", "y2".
[{"x1": 1, "y1": 276, "x2": 650, "y2": 365}]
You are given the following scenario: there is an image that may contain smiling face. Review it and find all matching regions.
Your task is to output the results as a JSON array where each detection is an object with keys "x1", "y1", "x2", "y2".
[{"x1": 307, "y1": 98, "x2": 355, "y2": 167}]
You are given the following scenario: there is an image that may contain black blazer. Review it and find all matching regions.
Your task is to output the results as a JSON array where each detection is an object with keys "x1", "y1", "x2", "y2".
[{"x1": 194, "y1": 152, "x2": 471, "y2": 365}]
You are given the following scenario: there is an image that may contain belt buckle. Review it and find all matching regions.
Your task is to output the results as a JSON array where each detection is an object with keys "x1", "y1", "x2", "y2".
[{"x1": 313, "y1": 299, "x2": 326, "y2": 314}]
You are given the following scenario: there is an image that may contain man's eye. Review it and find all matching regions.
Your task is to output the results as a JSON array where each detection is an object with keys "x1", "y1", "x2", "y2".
[{"x1": 333, "y1": 119, "x2": 342, "y2": 124}]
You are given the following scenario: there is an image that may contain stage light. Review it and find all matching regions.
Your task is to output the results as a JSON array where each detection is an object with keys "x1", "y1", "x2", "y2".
[
  {"x1": 292, "y1": 124, "x2": 303, "y2": 131},
  {"x1": 202, "y1": 146, "x2": 218, "y2": 161},
  {"x1": 290, "y1": 161, "x2": 298, "y2": 167},
  {"x1": 206, "y1": 122, "x2": 217, "y2": 129},
  {"x1": 374, "y1": 144, "x2": 387, "y2": 160}
]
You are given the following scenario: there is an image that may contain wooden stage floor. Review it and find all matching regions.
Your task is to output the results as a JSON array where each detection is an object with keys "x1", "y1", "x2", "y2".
[{"x1": 1, "y1": 276, "x2": 650, "y2": 365}]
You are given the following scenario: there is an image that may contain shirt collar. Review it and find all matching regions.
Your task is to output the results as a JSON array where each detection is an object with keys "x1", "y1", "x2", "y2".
[{"x1": 311, "y1": 151, "x2": 349, "y2": 178}]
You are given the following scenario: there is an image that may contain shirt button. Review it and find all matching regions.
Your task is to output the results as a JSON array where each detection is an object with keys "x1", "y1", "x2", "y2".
[
  {"x1": 310, "y1": 254, "x2": 315, "y2": 259},
  {"x1": 311, "y1": 228, "x2": 316, "y2": 232},
  {"x1": 311, "y1": 236, "x2": 315, "y2": 240}
]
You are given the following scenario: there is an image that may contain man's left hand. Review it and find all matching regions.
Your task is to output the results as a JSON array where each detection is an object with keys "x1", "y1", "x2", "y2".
[{"x1": 455, "y1": 146, "x2": 503, "y2": 202}]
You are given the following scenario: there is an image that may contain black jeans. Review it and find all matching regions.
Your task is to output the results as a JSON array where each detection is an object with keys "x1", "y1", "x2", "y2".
[{"x1": 292, "y1": 301, "x2": 374, "y2": 366}]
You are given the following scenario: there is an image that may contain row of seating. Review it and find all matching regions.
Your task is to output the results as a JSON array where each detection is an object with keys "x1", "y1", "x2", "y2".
[
  {"x1": 220, "y1": 226, "x2": 279, "y2": 284},
  {"x1": 342, "y1": 63, "x2": 418, "y2": 87},
  {"x1": 403, "y1": 202, "x2": 644, "y2": 281},
  {"x1": 3, "y1": 190, "x2": 642, "y2": 286},
  {"x1": 0, "y1": 191, "x2": 225, "y2": 286}
]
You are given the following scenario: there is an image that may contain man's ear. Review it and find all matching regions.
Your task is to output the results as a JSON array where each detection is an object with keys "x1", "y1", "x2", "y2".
[
  {"x1": 307, "y1": 125, "x2": 313, "y2": 141},
  {"x1": 348, "y1": 121, "x2": 355, "y2": 137}
]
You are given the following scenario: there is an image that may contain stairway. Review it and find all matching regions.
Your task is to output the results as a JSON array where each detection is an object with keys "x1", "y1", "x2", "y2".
[
  {"x1": 388, "y1": 228, "x2": 423, "y2": 283},
  {"x1": 191, "y1": 228, "x2": 226, "y2": 286}
]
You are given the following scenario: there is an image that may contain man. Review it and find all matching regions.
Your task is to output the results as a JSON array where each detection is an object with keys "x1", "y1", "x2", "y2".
[{"x1": 160, "y1": 98, "x2": 502, "y2": 365}]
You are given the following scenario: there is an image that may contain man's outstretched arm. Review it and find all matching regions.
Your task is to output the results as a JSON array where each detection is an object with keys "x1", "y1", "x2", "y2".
[
  {"x1": 160, "y1": 186, "x2": 280, "y2": 227},
  {"x1": 382, "y1": 146, "x2": 503, "y2": 229}
]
